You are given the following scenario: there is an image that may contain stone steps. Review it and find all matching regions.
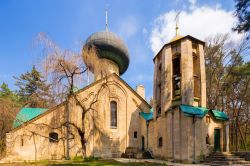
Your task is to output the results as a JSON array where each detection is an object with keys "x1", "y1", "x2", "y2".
[{"x1": 205, "y1": 152, "x2": 250, "y2": 165}]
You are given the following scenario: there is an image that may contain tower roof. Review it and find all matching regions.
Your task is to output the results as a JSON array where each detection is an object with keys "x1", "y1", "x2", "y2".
[
  {"x1": 85, "y1": 31, "x2": 129, "y2": 75},
  {"x1": 153, "y1": 35, "x2": 205, "y2": 61},
  {"x1": 169, "y1": 34, "x2": 184, "y2": 43}
]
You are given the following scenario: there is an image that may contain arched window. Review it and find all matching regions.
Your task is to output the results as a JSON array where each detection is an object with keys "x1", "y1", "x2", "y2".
[
  {"x1": 20, "y1": 137, "x2": 24, "y2": 147},
  {"x1": 158, "y1": 137, "x2": 163, "y2": 147},
  {"x1": 206, "y1": 134, "x2": 210, "y2": 145},
  {"x1": 110, "y1": 101, "x2": 117, "y2": 128},
  {"x1": 49, "y1": 132, "x2": 58, "y2": 142}
]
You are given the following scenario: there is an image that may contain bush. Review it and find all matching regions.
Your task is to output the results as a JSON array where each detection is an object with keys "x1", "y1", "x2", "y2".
[{"x1": 72, "y1": 156, "x2": 83, "y2": 161}]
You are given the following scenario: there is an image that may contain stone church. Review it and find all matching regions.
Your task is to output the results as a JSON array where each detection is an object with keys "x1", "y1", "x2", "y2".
[{"x1": 5, "y1": 28, "x2": 229, "y2": 163}]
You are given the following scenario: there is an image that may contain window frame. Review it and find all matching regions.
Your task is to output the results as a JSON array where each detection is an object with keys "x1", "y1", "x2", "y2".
[
  {"x1": 172, "y1": 55, "x2": 181, "y2": 98},
  {"x1": 134, "y1": 131, "x2": 137, "y2": 139},
  {"x1": 158, "y1": 137, "x2": 163, "y2": 147},
  {"x1": 206, "y1": 116, "x2": 211, "y2": 124},
  {"x1": 156, "y1": 105, "x2": 161, "y2": 118},
  {"x1": 49, "y1": 132, "x2": 59, "y2": 143},
  {"x1": 110, "y1": 101, "x2": 118, "y2": 128}
]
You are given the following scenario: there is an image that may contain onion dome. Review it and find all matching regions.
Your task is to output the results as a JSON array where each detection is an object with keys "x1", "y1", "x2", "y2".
[{"x1": 85, "y1": 31, "x2": 129, "y2": 75}]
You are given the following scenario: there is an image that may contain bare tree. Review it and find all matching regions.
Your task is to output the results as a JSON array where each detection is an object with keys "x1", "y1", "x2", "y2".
[
  {"x1": 205, "y1": 34, "x2": 250, "y2": 151},
  {"x1": 0, "y1": 98, "x2": 19, "y2": 157},
  {"x1": 30, "y1": 33, "x2": 112, "y2": 159}
]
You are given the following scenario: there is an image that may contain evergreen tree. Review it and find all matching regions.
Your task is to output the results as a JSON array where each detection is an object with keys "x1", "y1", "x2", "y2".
[
  {"x1": 0, "y1": 82, "x2": 21, "y2": 107},
  {"x1": 0, "y1": 82, "x2": 12, "y2": 98},
  {"x1": 232, "y1": 62, "x2": 250, "y2": 76},
  {"x1": 14, "y1": 66, "x2": 52, "y2": 108},
  {"x1": 234, "y1": 0, "x2": 250, "y2": 36}
]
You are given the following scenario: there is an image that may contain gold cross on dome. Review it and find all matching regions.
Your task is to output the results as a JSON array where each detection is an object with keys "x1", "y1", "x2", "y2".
[{"x1": 174, "y1": 11, "x2": 181, "y2": 36}]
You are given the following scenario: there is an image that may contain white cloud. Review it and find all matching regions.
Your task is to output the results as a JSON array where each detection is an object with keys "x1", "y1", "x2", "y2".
[{"x1": 150, "y1": 5, "x2": 243, "y2": 54}]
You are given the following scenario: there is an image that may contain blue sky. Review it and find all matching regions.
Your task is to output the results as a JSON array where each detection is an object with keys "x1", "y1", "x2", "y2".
[{"x1": 0, "y1": 0, "x2": 237, "y2": 101}]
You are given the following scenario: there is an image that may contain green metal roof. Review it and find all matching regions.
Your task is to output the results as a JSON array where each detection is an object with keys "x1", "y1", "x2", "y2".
[
  {"x1": 180, "y1": 105, "x2": 228, "y2": 121},
  {"x1": 13, "y1": 108, "x2": 48, "y2": 128},
  {"x1": 139, "y1": 108, "x2": 153, "y2": 121},
  {"x1": 180, "y1": 105, "x2": 209, "y2": 118},
  {"x1": 211, "y1": 109, "x2": 229, "y2": 121}
]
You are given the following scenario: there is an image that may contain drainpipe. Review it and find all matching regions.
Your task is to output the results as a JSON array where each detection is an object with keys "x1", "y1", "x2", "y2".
[
  {"x1": 146, "y1": 121, "x2": 149, "y2": 149},
  {"x1": 192, "y1": 116, "x2": 196, "y2": 164},
  {"x1": 66, "y1": 97, "x2": 70, "y2": 160},
  {"x1": 171, "y1": 109, "x2": 174, "y2": 161}
]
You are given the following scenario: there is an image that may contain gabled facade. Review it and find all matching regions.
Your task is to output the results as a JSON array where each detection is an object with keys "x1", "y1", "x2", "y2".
[{"x1": 6, "y1": 74, "x2": 151, "y2": 160}]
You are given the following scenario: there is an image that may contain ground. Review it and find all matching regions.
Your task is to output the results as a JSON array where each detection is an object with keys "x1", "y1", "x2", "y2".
[{"x1": 0, "y1": 159, "x2": 167, "y2": 166}]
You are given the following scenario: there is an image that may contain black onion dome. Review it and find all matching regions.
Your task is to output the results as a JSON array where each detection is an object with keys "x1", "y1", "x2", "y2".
[{"x1": 85, "y1": 31, "x2": 129, "y2": 75}]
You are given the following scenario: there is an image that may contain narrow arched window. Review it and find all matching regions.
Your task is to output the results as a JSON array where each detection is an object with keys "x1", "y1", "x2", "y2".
[
  {"x1": 21, "y1": 138, "x2": 24, "y2": 147},
  {"x1": 206, "y1": 134, "x2": 210, "y2": 145},
  {"x1": 110, "y1": 101, "x2": 117, "y2": 128},
  {"x1": 158, "y1": 137, "x2": 163, "y2": 147},
  {"x1": 49, "y1": 132, "x2": 58, "y2": 142}
]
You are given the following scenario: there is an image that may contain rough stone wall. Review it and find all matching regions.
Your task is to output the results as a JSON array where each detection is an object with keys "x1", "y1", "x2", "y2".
[
  {"x1": 181, "y1": 39, "x2": 194, "y2": 105},
  {"x1": 198, "y1": 43, "x2": 207, "y2": 107},
  {"x1": 162, "y1": 46, "x2": 172, "y2": 111},
  {"x1": 150, "y1": 37, "x2": 227, "y2": 163},
  {"x1": 206, "y1": 113, "x2": 225, "y2": 153},
  {"x1": 6, "y1": 105, "x2": 67, "y2": 160},
  {"x1": 5, "y1": 74, "x2": 150, "y2": 160}
]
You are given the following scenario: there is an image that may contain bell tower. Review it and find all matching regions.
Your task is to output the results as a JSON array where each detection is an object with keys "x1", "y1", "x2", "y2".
[
  {"x1": 152, "y1": 23, "x2": 208, "y2": 162},
  {"x1": 153, "y1": 34, "x2": 206, "y2": 116}
]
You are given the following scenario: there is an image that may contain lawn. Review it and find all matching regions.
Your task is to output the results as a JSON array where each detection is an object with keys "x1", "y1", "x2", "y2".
[
  {"x1": 51, "y1": 160, "x2": 166, "y2": 166},
  {"x1": 0, "y1": 160, "x2": 167, "y2": 166}
]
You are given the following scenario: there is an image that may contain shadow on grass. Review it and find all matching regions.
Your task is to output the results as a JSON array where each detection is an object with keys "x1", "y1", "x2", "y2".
[{"x1": 49, "y1": 160, "x2": 167, "y2": 166}]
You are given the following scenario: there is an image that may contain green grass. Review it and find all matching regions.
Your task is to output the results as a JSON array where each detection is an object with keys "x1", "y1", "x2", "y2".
[
  {"x1": 0, "y1": 160, "x2": 167, "y2": 166},
  {"x1": 49, "y1": 160, "x2": 167, "y2": 166}
]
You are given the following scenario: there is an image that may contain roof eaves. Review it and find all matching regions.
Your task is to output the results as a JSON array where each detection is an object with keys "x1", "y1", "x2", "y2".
[
  {"x1": 9, "y1": 102, "x2": 66, "y2": 133},
  {"x1": 153, "y1": 35, "x2": 205, "y2": 61}
]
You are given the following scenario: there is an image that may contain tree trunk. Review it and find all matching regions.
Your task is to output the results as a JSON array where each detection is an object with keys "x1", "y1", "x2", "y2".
[{"x1": 237, "y1": 121, "x2": 246, "y2": 149}]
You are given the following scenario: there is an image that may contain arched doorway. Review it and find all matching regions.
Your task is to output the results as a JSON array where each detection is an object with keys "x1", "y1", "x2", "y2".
[{"x1": 214, "y1": 129, "x2": 221, "y2": 152}]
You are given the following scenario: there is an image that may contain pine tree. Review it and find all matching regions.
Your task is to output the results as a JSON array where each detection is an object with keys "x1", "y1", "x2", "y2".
[
  {"x1": 0, "y1": 83, "x2": 12, "y2": 98},
  {"x1": 234, "y1": 0, "x2": 250, "y2": 36},
  {"x1": 0, "y1": 82, "x2": 21, "y2": 107},
  {"x1": 14, "y1": 66, "x2": 52, "y2": 108}
]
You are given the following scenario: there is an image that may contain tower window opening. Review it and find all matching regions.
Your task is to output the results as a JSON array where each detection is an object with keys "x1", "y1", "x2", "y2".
[
  {"x1": 158, "y1": 83, "x2": 161, "y2": 102},
  {"x1": 110, "y1": 101, "x2": 118, "y2": 128},
  {"x1": 192, "y1": 42, "x2": 199, "y2": 55},
  {"x1": 171, "y1": 42, "x2": 181, "y2": 55},
  {"x1": 172, "y1": 57, "x2": 181, "y2": 98},
  {"x1": 156, "y1": 61, "x2": 162, "y2": 118},
  {"x1": 156, "y1": 105, "x2": 161, "y2": 118}
]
